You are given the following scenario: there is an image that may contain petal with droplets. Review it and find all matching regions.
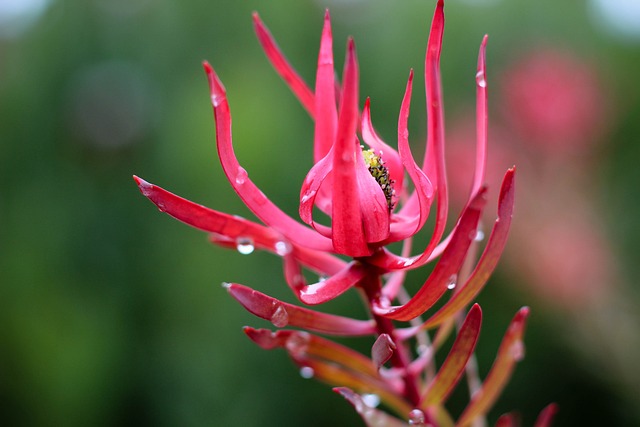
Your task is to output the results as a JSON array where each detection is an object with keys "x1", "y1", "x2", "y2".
[
  {"x1": 415, "y1": 168, "x2": 516, "y2": 330},
  {"x1": 203, "y1": 62, "x2": 333, "y2": 252},
  {"x1": 373, "y1": 188, "x2": 487, "y2": 321},
  {"x1": 227, "y1": 283, "x2": 376, "y2": 336}
]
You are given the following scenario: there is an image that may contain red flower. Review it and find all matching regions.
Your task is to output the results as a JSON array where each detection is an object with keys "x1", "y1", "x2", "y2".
[{"x1": 135, "y1": 1, "x2": 554, "y2": 425}]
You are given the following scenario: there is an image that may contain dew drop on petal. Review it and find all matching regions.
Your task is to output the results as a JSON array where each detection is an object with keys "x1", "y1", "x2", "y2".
[
  {"x1": 300, "y1": 189, "x2": 316, "y2": 204},
  {"x1": 210, "y1": 94, "x2": 220, "y2": 107},
  {"x1": 221, "y1": 282, "x2": 232, "y2": 289},
  {"x1": 476, "y1": 70, "x2": 487, "y2": 88},
  {"x1": 274, "y1": 240, "x2": 292, "y2": 256},
  {"x1": 236, "y1": 236, "x2": 255, "y2": 255},
  {"x1": 408, "y1": 409, "x2": 426, "y2": 425},
  {"x1": 447, "y1": 274, "x2": 458, "y2": 290},
  {"x1": 361, "y1": 393, "x2": 380, "y2": 408},
  {"x1": 270, "y1": 304, "x2": 289, "y2": 328},
  {"x1": 285, "y1": 332, "x2": 310, "y2": 358},
  {"x1": 235, "y1": 166, "x2": 248, "y2": 185},
  {"x1": 299, "y1": 366, "x2": 314, "y2": 379},
  {"x1": 475, "y1": 229, "x2": 485, "y2": 242},
  {"x1": 318, "y1": 275, "x2": 328, "y2": 283},
  {"x1": 511, "y1": 340, "x2": 526, "y2": 361}
]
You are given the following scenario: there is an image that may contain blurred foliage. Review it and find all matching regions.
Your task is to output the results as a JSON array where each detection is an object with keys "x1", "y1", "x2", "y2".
[{"x1": 1, "y1": 0, "x2": 640, "y2": 426}]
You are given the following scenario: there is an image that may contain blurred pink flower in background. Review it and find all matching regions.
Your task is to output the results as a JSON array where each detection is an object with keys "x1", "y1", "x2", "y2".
[
  {"x1": 448, "y1": 46, "x2": 619, "y2": 309},
  {"x1": 500, "y1": 48, "x2": 609, "y2": 156}
]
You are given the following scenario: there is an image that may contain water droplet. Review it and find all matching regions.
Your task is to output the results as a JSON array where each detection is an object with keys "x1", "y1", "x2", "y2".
[
  {"x1": 274, "y1": 241, "x2": 292, "y2": 256},
  {"x1": 476, "y1": 70, "x2": 487, "y2": 88},
  {"x1": 211, "y1": 93, "x2": 223, "y2": 107},
  {"x1": 511, "y1": 340, "x2": 525, "y2": 361},
  {"x1": 235, "y1": 166, "x2": 248, "y2": 185},
  {"x1": 318, "y1": 275, "x2": 328, "y2": 283},
  {"x1": 361, "y1": 393, "x2": 380, "y2": 408},
  {"x1": 299, "y1": 366, "x2": 314, "y2": 379},
  {"x1": 236, "y1": 237, "x2": 255, "y2": 255},
  {"x1": 221, "y1": 282, "x2": 232, "y2": 289},
  {"x1": 377, "y1": 296, "x2": 391, "y2": 309},
  {"x1": 270, "y1": 304, "x2": 289, "y2": 328},
  {"x1": 447, "y1": 274, "x2": 458, "y2": 290},
  {"x1": 300, "y1": 189, "x2": 316, "y2": 204},
  {"x1": 474, "y1": 229, "x2": 485, "y2": 242},
  {"x1": 408, "y1": 409, "x2": 426, "y2": 425},
  {"x1": 285, "y1": 332, "x2": 310, "y2": 357}
]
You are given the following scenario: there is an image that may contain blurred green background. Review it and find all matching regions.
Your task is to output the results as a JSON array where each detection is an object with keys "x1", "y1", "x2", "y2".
[{"x1": 2, "y1": 0, "x2": 640, "y2": 425}]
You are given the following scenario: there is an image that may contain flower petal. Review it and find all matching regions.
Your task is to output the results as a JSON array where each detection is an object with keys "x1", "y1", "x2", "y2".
[
  {"x1": 203, "y1": 62, "x2": 334, "y2": 252},
  {"x1": 471, "y1": 35, "x2": 489, "y2": 199},
  {"x1": 297, "y1": 262, "x2": 367, "y2": 305},
  {"x1": 299, "y1": 149, "x2": 334, "y2": 237},
  {"x1": 330, "y1": 40, "x2": 371, "y2": 256},
  {"x1": 420, "y1": 304, "x2": 482, "y2": 407},
  {"x1": 413, "y1": 168, "x2": 515, "y2": 330},
  {"x1": 456, "y1": 307, "x2": 530, "y2": 427},
  {"x1": 313, "y1": 10, "x2": 338, "y2": 163},
  {"x1": 361, "y1": 98, "x2": 404, "y2": 192},
  {"x1": 134, "y1": 175, "x2": 280, "y2": 244},
  {"x1": 252, "y1": 12, "x2": 315, "y2": 117},
  {"x1": 227, "y1": 283, "x2": 376, "y2": 336},
  {"x1": 387, "y1": 70, "x2": 434, "y2": 242},
  {"x1": 355, "y1": 147, "x2": 391, "y2": 243},
  {"x1": 373, "y1": 188, "x2": 487, "y2": 321}
]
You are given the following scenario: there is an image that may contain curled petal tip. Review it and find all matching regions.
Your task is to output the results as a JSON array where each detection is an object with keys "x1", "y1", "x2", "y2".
[{"x1": 324, "y1": 8, "x2": 331, "y2": 20}]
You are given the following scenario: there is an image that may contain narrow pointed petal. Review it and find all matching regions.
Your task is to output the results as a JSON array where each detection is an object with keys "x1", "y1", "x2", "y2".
[
  {"x1": 373, "y1": 188, "x2": 487, "y2": 321},
  {"x1": 252, "y1": 12, "x2": 315, "y2": 116},
  {"x1": 297, "y1": 262, "x2": 367, "y2": 305},
  {"x1": 203, "y1": 62, "x2": 333, "y2": 252},
  {"x1": 334, "y1": 387, "x2": 410, "y2": 427},
  {"x1": 331, "y1": 40, "x2": 371, "y2": 256},
  {"x1": 313, "y1": 10, "x2": 338, "y2": 162},
  {"x1": 387, "y1": 70, "x2": 434, "y2": 242},
  {"x1": 416, "y1": 168, "x2": 516, "y2": 329},
  {"x1": 471, "y1": 35, "x2": 489, "y2": 199},
  {"x1": 299, "y1": 148, "x2": 334, "y2": 236},
  {"x1": 456, "y1": 307, "x2": 530, "y2": 427},
  {"x1": 227, "y1": 283, "x2": 376, "y2": 336},
  {"x1": 402, "y1": 0, "x2": 448, "y2": 259},
  {"x1": 371, "y1": 334, "x2": 396, "y2": 370},
  {"x1": 243, "y1": 328, "x2": 409, "y2": 411},
  {"x1": 534, "y1": 403, "x2": 558, "y2": 427},
  {"x1": 134, "y1": 175, "x2": 280, "y2": 244},
  {"x1": 420, "y1": 304, "x2": 482, "y2": 407},
  {"x1": 361, "y1": 98, "x2": 404, "y2": 191}
]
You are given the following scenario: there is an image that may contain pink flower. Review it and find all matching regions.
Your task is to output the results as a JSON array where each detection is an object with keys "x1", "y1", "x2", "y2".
[{"x1": 135, "y1": 1, "x2": 554, "y2": 424}]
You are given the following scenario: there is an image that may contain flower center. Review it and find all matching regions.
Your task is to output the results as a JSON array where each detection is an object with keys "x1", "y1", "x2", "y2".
[{"x1": 362, "y1": 148, "x2": 395, "y2": 210}]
